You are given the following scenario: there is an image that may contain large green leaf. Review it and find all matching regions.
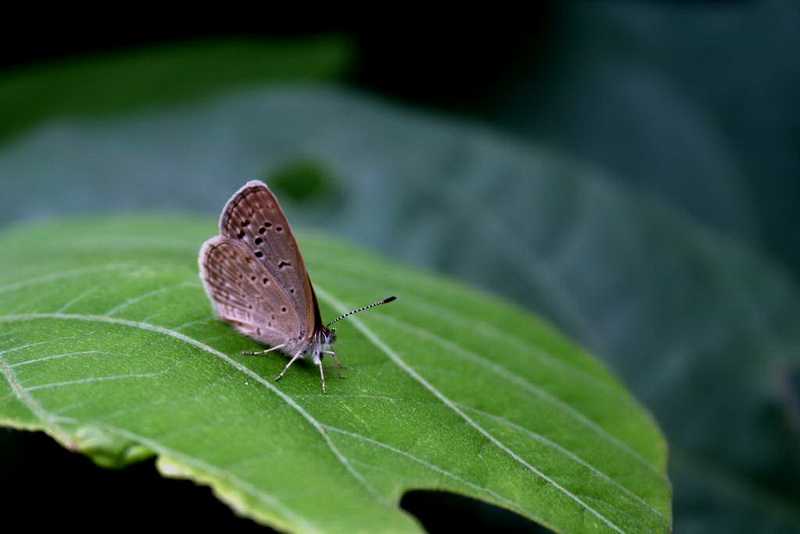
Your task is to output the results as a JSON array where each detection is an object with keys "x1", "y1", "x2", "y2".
[{"x1": 0, "y1": 217, "x2": 670, "y2": 533}]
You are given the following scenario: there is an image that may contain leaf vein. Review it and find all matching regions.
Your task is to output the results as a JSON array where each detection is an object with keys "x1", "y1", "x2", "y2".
[
  {"x1": 56, "y1": 287, "x2": 101, "y2": 313},
  {"x1": 10, "y1": 350, "x2": 118, "y2": 368},
  {"x1": 0, "y1": 263, "x2": 139, "y2": 294},
  {"x1": 25, "y1": 370, "x2": 175, "y2": 392},
  {"x1": 104, "y1": 282, "x2": 201, "y2": 317},
  {"x1": 0, "y1": 352, "x2": 70, "y2": 442}
]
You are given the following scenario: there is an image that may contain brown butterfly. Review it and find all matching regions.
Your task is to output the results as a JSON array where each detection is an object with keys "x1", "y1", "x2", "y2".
[{"x1": 199, "y1": 180, "x2": 395, "y2": 393}]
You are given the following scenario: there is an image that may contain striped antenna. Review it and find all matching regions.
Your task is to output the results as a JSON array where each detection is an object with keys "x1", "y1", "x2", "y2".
[{"x1": 325, "y1": 296, "x2": 397, "y2": 328}]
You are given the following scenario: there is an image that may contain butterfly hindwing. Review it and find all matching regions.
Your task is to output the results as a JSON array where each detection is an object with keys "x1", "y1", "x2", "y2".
[{"x1": 199, "y1": 235, "x2": 304, "y2": 348}]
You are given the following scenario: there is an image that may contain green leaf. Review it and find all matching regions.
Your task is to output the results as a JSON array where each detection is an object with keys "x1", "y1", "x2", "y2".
[
  {"x1": 0, "y1": 216, "x2": 671, "y2": 534},
  {"x1": 0, "y1": 36, "x2": 352, "y2": 144}
]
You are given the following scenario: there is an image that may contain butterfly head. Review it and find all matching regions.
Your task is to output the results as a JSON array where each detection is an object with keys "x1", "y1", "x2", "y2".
[
  {"x1": 307, "y1": 327, "x2": 336, "y2": 367},
  {"x1": 314, "y1": 326, "x2": 336, "y2": 350}
]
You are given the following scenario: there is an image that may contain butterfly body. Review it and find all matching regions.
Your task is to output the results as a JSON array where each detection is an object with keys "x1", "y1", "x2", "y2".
[{"x1": 199, "y1": 180, "x2": 393, "y2": 393}]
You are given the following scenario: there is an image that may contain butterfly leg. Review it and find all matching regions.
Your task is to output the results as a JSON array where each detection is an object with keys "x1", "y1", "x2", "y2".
[
  {"x1": 317, "y1": 359, "x2": 327, "y2": 394},
  {"x1": 243, "y1": 343, "x2": 285, "y2": 356},
  {"x1": 322, "y1": 350, "x2": 346, "y2": 379},
  {"x1": 274, "y1": 351, "x2": 303, "y2": 382}
]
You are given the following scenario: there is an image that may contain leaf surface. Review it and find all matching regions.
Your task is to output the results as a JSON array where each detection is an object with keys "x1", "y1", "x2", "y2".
[{"x1": 0, "y1": 217, "x2": 670, "y2": 534}]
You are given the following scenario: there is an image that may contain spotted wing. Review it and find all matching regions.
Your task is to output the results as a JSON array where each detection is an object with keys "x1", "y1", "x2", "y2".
[
  {"x1": 199, "y1": 235, "x2": 304, "y2": 349},
  {"x1": 217, "y1": 180, "x2": 320, "y2": 333}
]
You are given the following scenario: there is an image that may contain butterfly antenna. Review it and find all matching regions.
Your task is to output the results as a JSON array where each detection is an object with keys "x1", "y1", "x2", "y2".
[{"x1": 325, "y1": 296, "x2": 397, "y2": 328}]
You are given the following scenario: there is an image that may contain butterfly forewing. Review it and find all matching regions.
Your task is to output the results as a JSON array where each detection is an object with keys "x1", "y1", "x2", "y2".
[
  {"x1": 199, "y1": 235, "x2": 304, "y2": 347},
  {"x1": 217, "y1": 181, "x2": 318, "y2": 334}
]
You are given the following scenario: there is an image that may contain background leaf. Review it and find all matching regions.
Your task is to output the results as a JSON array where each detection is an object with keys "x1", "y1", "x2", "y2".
[
  {"x1": 0, "y1": 36, "x2": 351, "y2": 144},
  {"x1": 0, "y1": 216, "x2": 670, "y2": 534},
  {"x1": 488, "y1": 2, "x2": 800, "y2": 285}
]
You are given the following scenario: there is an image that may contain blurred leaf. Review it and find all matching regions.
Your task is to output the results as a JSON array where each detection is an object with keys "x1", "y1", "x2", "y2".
[
  {"x1": 268, "y1": 157, "x2": 343, "y2": 204},
  {"x1": 489, "y1": 2, "x2": 800, "y2": 279},
  {"x1": 0, "y1": 217, "x2": 670, "y2": 534},
  {"x1": 0, "y1": 36, "x2": 352, "y2": 143}
]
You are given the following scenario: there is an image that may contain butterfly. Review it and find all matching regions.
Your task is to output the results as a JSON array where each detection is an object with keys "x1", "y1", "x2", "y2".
[{"x1": 199, "y1": 180, "x2": 395, "y2": 393}]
